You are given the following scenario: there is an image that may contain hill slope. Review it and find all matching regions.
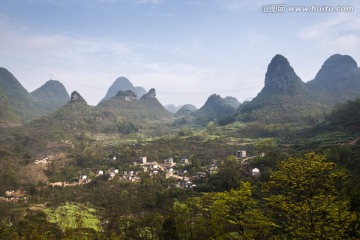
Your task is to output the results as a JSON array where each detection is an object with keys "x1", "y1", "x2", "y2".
[
  {"x1": 28, "y1": 91, "x2": 100, "y2": 139},
  {"x1": 299, "y1": 98, "x2": 360, "y2": 145},
  {"x1": 0, "y1": 87, "x2": 17, "y2": 122},
  {"x1": 307, "y1": 54, "x2": 360, "y2": 106},
  {"x1": 193, "y1": 94, "x2": 236, "y2": 123},
  {"x1": 175, "y1": 104, "x2": 197, "y2": 117},
  {"x1": 0, "y1": 67, "x2": 40, "y2": 121},
  {"x1": 223, "y1": 96, "x2": 240, "y2": 109},
  {"x1": 31, "y1": 80, "x2": 70, "y2": 113}
]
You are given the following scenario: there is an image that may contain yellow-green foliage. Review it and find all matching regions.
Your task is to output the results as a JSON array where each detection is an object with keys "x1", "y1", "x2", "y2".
[
  {"x1": 264, "y1": 152, "x2": 357, "y2": 239},
  {"x1": 209, "y1": 182, "x2": 276, "y2": 239},
  {"x1": 43, "y1": 202, "x2": 101, "y2": 232}
]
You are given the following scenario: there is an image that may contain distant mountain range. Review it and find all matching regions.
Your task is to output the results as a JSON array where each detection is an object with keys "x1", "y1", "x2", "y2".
[
  {"x1": 101, "y1": 76, "x2": 147, "y2": 102},
  {"x1": 28, "y1": 87, "x2": 172, "y2": 138},
  {"x1": 0, "y1": 67, "x2": 71, "y2": 123},
  {"x1": 165, "y1": 104, "x2": 183, "y2": 114},
  {"x1": 1, "y1": 53, "x2": 360, "y2": 126},
  {"x1": 98, "y1": 88, "x2": 172, "y2": 125}
]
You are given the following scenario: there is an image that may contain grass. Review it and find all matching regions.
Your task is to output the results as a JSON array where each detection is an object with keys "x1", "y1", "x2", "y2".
[{"x1": 309, "y1": 131, "x2": 356, "y2": 145}]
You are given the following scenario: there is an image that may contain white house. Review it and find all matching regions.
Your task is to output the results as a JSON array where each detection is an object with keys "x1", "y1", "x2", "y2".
[{"x1": 251, "y1": 168, "x2": 261, "y2": 177}]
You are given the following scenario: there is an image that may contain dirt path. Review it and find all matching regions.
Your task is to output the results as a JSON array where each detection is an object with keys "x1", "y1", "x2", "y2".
[{"x1": 349, "y1": 136, "x2": 360, "y2": 145}]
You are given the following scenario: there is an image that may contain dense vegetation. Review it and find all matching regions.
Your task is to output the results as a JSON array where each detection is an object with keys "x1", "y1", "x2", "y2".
[{"x1": 1, "y1": 101, "x2": 360, "y2": 238}]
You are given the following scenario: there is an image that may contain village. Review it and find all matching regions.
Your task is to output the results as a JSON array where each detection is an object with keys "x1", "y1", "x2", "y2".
[{"x1": 1, "y1": 150, "x2": 263, "y2": 203}]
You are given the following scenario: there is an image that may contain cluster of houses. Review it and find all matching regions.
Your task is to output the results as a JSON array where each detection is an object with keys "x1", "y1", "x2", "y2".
[
  {"x1": 2, "y1": 150, "x2": 265, "y2": 206},
  {"x1": 0, "y1": 190, "x2": 28, "y2": 203},
  {"x1": 31, "y1": 149, "x2": 263, "y2": 192},
  {"x1": 46, "y1": 149, "x2": 263, "y2": 189}
]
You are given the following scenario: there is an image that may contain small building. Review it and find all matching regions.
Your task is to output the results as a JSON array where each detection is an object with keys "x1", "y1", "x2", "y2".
[
  {"x1": 164, "y1": 158, "x2": 174, "y2": 166},
  {"x1": 180, "y1": 158, "x2": 190, "y2": 165},
  {"x1": 114, "y1": 169, "x2": 119, "y2": 174},
  {"x1": 196, "y1": 172, "x2": 207, "y2": 179},
  {"x1": 98, "y1": 170, "x2": 104, "y2": 175},
  {"x1": 208, "y1": 164, "x2": 218, "y2": 175},
  {"x1": 236, "y1": 150, "x2": 247, "y2": 158},
  {"x1": 81, "y1": 175, "x2": 88, "y2": 180},
  {"x1": 5, "y1": 190, "x2": 27, "y2": 198},
  {"x1": 139, "y1": 157, "x2": 147, "y2": 164}
]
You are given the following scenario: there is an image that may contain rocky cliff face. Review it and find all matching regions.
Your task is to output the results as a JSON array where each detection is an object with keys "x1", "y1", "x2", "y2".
[
  {"x1": 115, "y1": 90, "x2": 137, "y2": 102},
  {"x1": 140, "y1": 88, "x2": 157, "y2": 100},
  {"x1": 263, "y1": 54, "x2": 306, "y2": 96},
  {"x1": 69, "y1": 91, "x2": 87, "y2": 104}
]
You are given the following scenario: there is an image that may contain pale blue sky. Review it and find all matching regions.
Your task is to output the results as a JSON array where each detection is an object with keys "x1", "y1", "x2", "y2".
[{"x1": 1, "y1": 0, "x2": 359, "y2": 107}]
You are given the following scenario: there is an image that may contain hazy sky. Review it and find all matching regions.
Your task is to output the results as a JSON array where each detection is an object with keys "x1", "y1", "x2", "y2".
[{"x1": 1, "y1": 0, "x2": 359, "y2": 107}]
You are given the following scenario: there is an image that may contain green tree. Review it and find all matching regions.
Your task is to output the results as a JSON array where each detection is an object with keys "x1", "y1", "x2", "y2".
[
  {"x1": 254, "y1": 138, "x2": 276, "y2": 154},
  {"x1": 162, "y1": 217, "x2": 179, "y2": 240},
  {"x1": 208, "y1": 155, "x2": 241, "y2": 191},
  {"x1": 172, "y1": 197, "x2": 205, "y2": 240},
  {"x1": 210, "y1": 182, "x2": 275, "y2": 239},
  {"x1": 264, "y1": 152, "x2": 357, "y2": 239},
  {"x1": 44, "y1": 202, "x2": 102, "y2": 232},
  {"x1": 178, "y1": 127, "x2": 191, "y2": 136},
  {"x1": 206, "y1": 121, "x2": 216, "y2": 133}
]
